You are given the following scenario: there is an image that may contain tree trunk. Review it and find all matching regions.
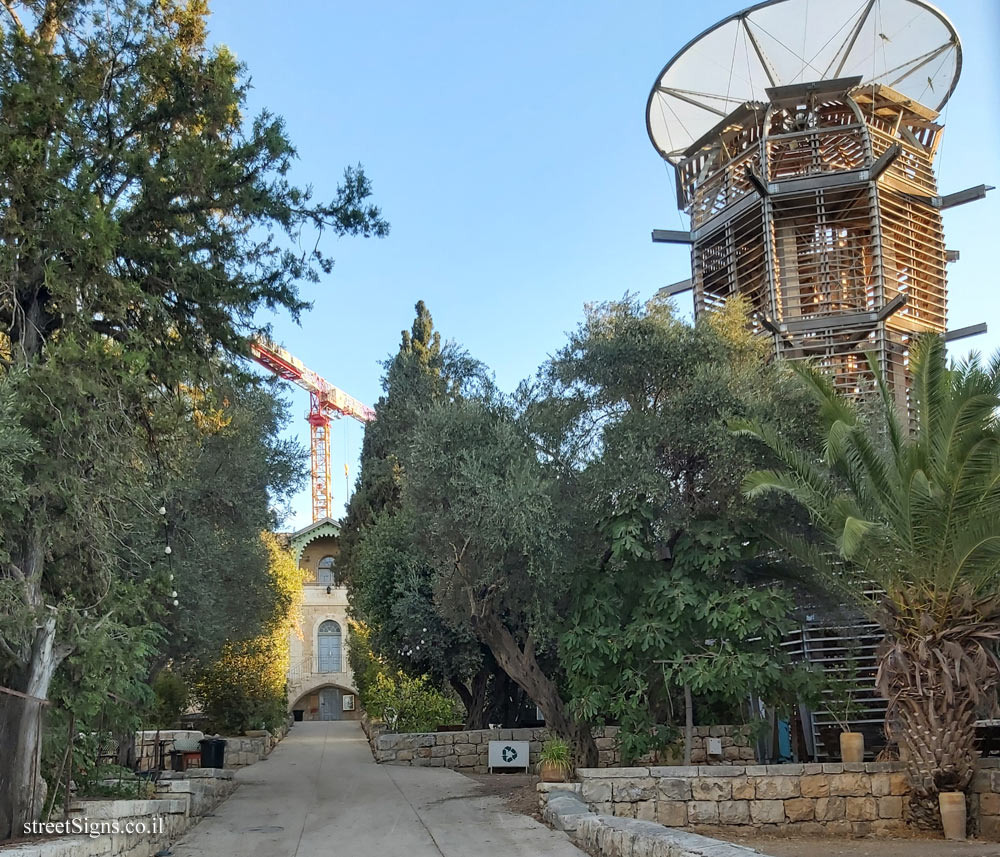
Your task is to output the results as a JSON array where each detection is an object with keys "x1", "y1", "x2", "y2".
[
  {"x1": 472, "y1": 613, "x2": 597, "y2": 766},
  {"x1": 450, "y1": 661, "x2": 495, "y2": 729},
  {"x1": 467, "y1": 664, "x2": 492, "y2": 729},
  {"x1": 450, "y1": 677, "x2": 473, "y2": 718},
  {"x1": 893, "y1": 691, "x2": 979, "y2": 828},
  {"x1": 0, "y1": 614, "x2": 61, "y2": 840},
  {"x1": 876, "y1": 595, "x2": 1000, "y2": 830}
]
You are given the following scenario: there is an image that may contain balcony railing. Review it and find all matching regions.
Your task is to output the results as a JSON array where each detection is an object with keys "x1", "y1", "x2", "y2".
[{"x1": 288, "y1": 655, "x2": 347, "y2": 683}]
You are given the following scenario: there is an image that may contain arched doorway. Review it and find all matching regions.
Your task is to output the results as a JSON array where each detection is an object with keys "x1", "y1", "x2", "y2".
[
  {"x1": 318, "y1": 687, "x2": 342, "y2": 721},
  {"x1": 317, "y1": 620, "x2": 342, "y2": 673}
]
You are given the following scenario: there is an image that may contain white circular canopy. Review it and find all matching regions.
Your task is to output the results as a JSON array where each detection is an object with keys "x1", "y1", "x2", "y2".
[{"x1": 646, "y1": 0, "x2": 961, "y2": 163}]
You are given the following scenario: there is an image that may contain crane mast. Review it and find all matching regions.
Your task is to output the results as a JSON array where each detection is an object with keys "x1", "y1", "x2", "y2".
[{"x1": 250, "y1": 338, "x2": 375, "y2": 522}]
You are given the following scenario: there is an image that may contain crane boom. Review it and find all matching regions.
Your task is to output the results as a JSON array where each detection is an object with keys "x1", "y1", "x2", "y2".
[{"x1": 250, "y1": 337, "x2": 375, "y2": 522}]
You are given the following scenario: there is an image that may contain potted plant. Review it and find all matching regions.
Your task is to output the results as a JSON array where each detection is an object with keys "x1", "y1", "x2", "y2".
[
  {"x1": 537, "y1": 737, "x2": 573, "y2": 783},
  {"x1": 823, "y1": 655, "x2": 865, "y2": 763}
]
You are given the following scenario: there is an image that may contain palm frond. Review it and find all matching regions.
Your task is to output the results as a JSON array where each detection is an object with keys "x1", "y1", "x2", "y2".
[
  {"x1": 910, "y1": 334, "x2": 949, "y2": 464},
  {"x1": 867, "y1": 349, "x2": 905, "y2": 461},
  {"x1": 788, "y1": 359, "x2": 858, "y2": 430},
  {"x1": 837, "y1": 514, "x2": 879, "y2": 560},
  {"x1": 733, "y1": 419, "x2": 834, "y2": 514}
]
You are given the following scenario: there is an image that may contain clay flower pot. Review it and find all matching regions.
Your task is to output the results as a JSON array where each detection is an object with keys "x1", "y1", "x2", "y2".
[
  {"x1": 539, "y1": 760, "x2": 568, "y2": 783},
  {"x1": 839, "y1": 731, "x2": 864, "y2": 763},
  {"x1": 939, "y1": 791, "x2": 966, "y2": 841}
]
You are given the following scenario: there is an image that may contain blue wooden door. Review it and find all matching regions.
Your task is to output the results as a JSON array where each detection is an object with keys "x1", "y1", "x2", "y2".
[
  {"x1": 317, "y1": 620, "x2": 341, "y2": 673},
  {"x1": 319, "y1": 687, "x2": 341, "y2": 721}
]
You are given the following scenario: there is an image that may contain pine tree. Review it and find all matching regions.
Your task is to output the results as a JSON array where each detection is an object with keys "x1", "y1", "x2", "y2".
[{"x1": 341, "y1": 302, "x2": 499, "y2": 726}]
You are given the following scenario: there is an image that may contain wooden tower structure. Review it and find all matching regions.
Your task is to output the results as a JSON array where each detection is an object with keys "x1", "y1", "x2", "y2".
[
  {"x1": 645, "y1": 0, "x2": 992, "y2": 760},
  {"x1": 647, "y1": 0, "x2": 990, "y2": 404}
]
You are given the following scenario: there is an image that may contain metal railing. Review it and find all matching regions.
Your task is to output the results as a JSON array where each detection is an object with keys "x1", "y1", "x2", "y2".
[{"x1": 287, "y1": 655, "x2": 346, "y2": 683}]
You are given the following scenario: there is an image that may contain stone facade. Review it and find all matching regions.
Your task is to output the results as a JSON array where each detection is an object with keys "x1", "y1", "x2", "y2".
[
  {"x1": 362, "y1": 718, "x2": 756, "y2": 774},
  {"x1": 571, "y1": 759, "x2": 1000, "y2": 840},
  {"x1": 286, "y1": 519, "x2": 360, "y2": 721}
]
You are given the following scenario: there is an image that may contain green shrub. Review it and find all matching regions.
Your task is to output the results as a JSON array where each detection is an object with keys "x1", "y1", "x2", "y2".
[
  {"x1": 151, "y1": 670, "x2": 188, "y2": 729},
  {"x1": 349, "y1": 622, "x2": 459, "y2": 732},
  {"x1": 366, "y1": 671, "x2": 460, "y2": 733}
]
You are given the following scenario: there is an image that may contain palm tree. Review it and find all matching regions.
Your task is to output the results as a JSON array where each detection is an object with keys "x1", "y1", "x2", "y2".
[{"x1": 734, "y1": 335, "x2": 1000, "y2": 826}]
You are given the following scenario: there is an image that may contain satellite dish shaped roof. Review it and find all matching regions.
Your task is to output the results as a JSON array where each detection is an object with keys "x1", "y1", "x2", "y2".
[{"x1": 646, "y1": 0, "x2": 961, "y2": 163}]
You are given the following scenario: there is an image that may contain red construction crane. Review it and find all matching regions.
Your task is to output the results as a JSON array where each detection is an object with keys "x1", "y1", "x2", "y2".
[{"x1": 250, "y1": 337, "x2": 375, "y2": 522}]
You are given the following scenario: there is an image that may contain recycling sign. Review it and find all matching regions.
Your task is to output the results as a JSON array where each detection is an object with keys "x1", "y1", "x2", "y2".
[{"x1": 488, "y1": 739, "x2": 529, "y2": 772}]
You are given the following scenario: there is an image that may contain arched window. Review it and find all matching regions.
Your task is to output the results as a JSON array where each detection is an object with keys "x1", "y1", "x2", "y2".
[
  {"x1": 317, "y1": 555, "x2": 337, "y2": 587},
  {"x1": 317, "y1": 620, "x2": 342, "y2": 673}
]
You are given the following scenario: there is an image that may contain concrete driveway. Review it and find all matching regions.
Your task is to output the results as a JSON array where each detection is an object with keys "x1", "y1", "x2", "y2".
[{"x1": 170, "y1": 720, "x2": 586, "y2": 857}]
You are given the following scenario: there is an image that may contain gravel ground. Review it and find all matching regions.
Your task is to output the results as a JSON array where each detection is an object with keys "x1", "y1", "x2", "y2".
[{"x1": 459, "y1": 772, "x2": 543, "y2": 822}]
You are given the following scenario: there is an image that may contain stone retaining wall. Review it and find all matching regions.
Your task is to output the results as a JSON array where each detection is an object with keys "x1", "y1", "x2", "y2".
[
  {"x1": 2, "y1": 772, "x2": 236, "y2": 857},
  {"x1": 222, "y1": 735, "x2": 271, "y2": 768},
  {"x1": 361, "y1": 716, "x2": 755, "y2": 773},
  {"x1": 573, "y1": 758, "x2": 1000, "y2": 840},
  {"x1": 539, "y1": 785, "x2": 769, "y2": 857},
  {"x1": 133, "y1": 726, "x2": 286, "y2": 771}
]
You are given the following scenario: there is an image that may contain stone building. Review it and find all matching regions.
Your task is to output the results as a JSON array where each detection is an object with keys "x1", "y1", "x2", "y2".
[{"x1": 286, "y1": 518, "x2": 360, "y2": 721}]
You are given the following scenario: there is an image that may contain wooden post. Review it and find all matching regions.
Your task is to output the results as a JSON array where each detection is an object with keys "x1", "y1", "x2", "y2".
[
  {"x1": 62, "y1": 714, "x2": 74, "y2": 821},
  {"x1": 684, "y1": 684, "x2": 693, "y2": 765}
]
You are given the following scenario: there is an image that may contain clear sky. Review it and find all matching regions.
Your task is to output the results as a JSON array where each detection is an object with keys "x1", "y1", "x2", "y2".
[{"x1": 206, "y1": 1, "x2": 1000, "y2": 531}]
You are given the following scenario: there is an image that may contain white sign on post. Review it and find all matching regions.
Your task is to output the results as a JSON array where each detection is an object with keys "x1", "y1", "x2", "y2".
[{"x1": 488, "y1": 740, "x2": 529, "y2": 773}]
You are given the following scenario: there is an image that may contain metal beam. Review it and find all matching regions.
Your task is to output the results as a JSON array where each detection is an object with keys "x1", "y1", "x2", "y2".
[
  {"x1": 657, "y1": 279, "x2": 693, "y2": 298},
  {"x1": 654, "y1": 85, "x2": 728, "y2": 118},
  {"x1": 902, "y1": 184, "x2": 994, "y2": 210},
  {"x1": 869, "y1": 144, "x2": 901, "y2": 182},
  {"x1": 765, "y1": 76, "x2": 863, "y2": 105},
  {"x1": 691, "y1": 189, "x2": 763, "y2": 242},
  {"x1": 774, "y1": 294, "x2": 907, "y2": 336},
  {"x1": 944, "y1": 323, "x2": 988, "y2": 343},
  {"x1": 652, "y1": 229, "x2": 693, "y2": 245},
  {"x1": 939, "y1": 185, "x2": 993, "y2": 210},
  {"x1": 946, "y1": 249, "x2": 960, "y2": 263},
  {"x1": 742, "y1": 16, "x2": 778, "y2": 87},
  {"x1": 745, "y1": 167, "x2": 769, "y2": 198},
  {"x1": 757, "y1": 315, "x2": 780, "y2": 336},
  {"x1": 766, "y1": 168, "x2": 868, "y2": 198},
  {"x1": 831, "y1": 0, "x2": 876, "y2": 78},
  {"x1": 780, "y1": 312, "x2": 879, "y2": 334},
  {"x1": 877, "y1": 292, "x2": 908, "y2": 322}
]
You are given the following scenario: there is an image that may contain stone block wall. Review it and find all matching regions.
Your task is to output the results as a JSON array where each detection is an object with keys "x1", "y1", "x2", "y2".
[
  {"x1": 221, "y1": 735, "x2": 271, "y2": 768},
  {"x1": 573, "y1": 758, "x2": 1000, "y2": 840},
  {"x1": 363, "y1": 719, "x2": 547, "y2": 773},
  {"x1": 361, "y1": 716, "x2": 756, "y2": 773},
  {"x1": 132, "y1": 726, "x2": 286, "y2": 771},
  {"x1": 539, "y1": 786, "x2": 770, "y2": 857},
  {"x1": 3, "y1": 773, "x2": 237, "y2": 857},
  {"x1": 614, "y1": 725, "x2": 756, "y2": 766}
]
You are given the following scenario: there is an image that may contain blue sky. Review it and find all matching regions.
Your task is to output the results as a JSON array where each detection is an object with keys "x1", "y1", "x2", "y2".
[{"x1": 207, "y1": 1, "x2": 1000, "y2": 530}]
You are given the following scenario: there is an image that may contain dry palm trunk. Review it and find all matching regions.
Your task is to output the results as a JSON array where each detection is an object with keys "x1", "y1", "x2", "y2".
[
  {"x1": 888, "y1": 683, "x2": 980, "y2": 826},
  {"x1": 877, "y1": 591, "x2": 1000, "y2": 829}
]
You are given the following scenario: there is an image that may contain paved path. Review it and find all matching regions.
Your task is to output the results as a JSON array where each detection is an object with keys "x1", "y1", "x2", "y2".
[{"x1": 171, "y1": 720, "x2": 586, "y2": 857}]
